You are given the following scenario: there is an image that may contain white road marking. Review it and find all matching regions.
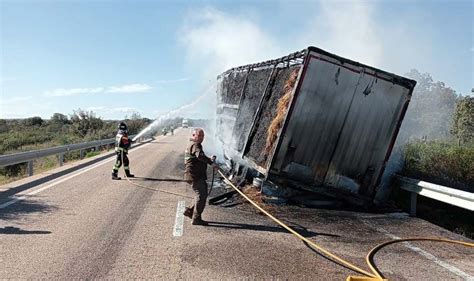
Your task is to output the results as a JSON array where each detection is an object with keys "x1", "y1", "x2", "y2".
[
  {"x1": 0, "y1": 142, "x2": 151, "y2": 209},
  {"x1": 362, "y1": 219, "x2": 473, "y2": 280},
  {"x1": 173, "y1": 201, "x2": 186, "y2": 237}
]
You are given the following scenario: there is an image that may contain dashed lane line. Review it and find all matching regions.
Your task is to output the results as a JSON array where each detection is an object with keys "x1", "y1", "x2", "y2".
[{"x1": 173, "y1": 201, "x2": 186, "y2": 237}]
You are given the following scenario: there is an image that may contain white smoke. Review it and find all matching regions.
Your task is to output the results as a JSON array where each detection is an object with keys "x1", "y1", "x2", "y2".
[
  {"x1": 297, "y1": 1, "x2": 383, "y2": 67},
  {"x1": 180, "y1": 6, "x2": 282, "y2": 81}
]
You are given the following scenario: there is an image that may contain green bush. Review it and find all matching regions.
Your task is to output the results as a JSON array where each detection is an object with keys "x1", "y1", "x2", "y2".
[
  {"x1": 0, "y1": 130, "x2": 55, "y2": 152},
  {"x1": 64, "y1": 150, "x2": 81, "y2": 162},
  {"x1": 402, "y1": 141, "x2": 473, "y2": 191},
  {"x1": 58, "y1": 134, "x2": 81, "y2": 145}
]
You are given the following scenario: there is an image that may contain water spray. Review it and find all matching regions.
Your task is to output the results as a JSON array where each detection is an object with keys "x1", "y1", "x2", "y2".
[{"x1": 132, "y1": 81, "x2": 217, "y2": 142}]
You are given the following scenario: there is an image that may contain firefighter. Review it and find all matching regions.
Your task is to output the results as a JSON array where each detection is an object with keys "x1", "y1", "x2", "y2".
[
  {"x1": 183, "y1": 128, "x2": 217, "y2": 226},
  {"x1": 112, "y1": 122, "x2": 135, "y2": 180}
]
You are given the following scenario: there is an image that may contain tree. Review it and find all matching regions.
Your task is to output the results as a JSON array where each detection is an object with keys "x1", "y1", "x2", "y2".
[
  {"x1": 125, "y1": 112, "x2": 150, "y2": 135},
  {"x1": 70, "y1": 109, "x2": 104, "y2": 137},
  {"x1": 22, "y1": 116, "x2": 44, "y2": 127},
  {"x1": 47, "y1": 113, "x2": 71, "y2": 133},
  {"x1": 451, "y1": 96, "x2": 474, "y2": 144},
  {"x1": 0, "y1": 119, "x2": 8, "y2": 133},
  {"x1": 50, "y1": 113, "x2": 70, "y2": 125}
]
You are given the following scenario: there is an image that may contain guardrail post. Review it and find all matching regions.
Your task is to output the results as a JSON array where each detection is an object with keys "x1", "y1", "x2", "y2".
[
  {"x1": 59, "y1": 154, "x2": 64, "y2": 167},
  {"x1": 80, "y1": 149, "x2": 85, "y2": 159},
  {"x1": 95, "y1": 146, "x2": 99, "y2": 152},
  {"x1": 27, "y1": 161, "x2": 33, "y2": 176},
  {"x1": 410, "y1": 193, "x2": 417, "y2": 217}
]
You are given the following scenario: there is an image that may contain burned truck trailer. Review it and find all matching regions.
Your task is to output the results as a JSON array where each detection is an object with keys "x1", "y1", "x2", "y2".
[{"x1": 215, "y1": 47, "x2": 416, "y2": 199}]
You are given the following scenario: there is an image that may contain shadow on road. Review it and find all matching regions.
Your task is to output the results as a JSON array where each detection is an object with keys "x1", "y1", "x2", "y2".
[
  {"x1": 0, "y1": 226, "x2": 51, "y2": 235},
  {"x1": 303, "y1": 240, "x2": 364, "y2": 274},
  {"x1": 206, "y1": 221, "x2": 339, "y2": 238},
  {"x1": 0, "y1": 198, "x2": 58, "y2": 221},
  {"x1": 130, "y1": 177, "x2": 187, "y2": 182}
]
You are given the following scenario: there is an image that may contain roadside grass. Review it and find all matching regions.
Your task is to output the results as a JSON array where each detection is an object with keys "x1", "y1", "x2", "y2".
[
  {"x1": 86, "y1": 151, "x2": 100, "y2": 158},
  {"x1": 402, "y1": 141, "x2": 473, "y2": 192},
  {"x1": 0, "y1": 147, "x2": 111, "y2": 186}
]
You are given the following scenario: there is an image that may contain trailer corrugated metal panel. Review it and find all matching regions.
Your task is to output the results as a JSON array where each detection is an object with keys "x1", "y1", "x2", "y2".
[
  {"x1": 244, "y1": 66, "x2": 302, "y2": 169},
  {"x1": 215, "y1": 47, "x2": 416, "y2": 198},
  {"x1": 232, "y1": 68, "x2": 274, "y2": 152}
]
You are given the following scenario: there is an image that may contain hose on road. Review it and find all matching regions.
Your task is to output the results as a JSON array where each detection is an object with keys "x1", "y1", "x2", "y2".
[
  {"x1": 120, "y1": 151, "x2": 193, "y2": 199},
  {"x1": 217, "y1": 170, "x2": 474, "y2": 280},
  {"x1": 367, "y1": 238, "x2": 473, "y2": 280}
]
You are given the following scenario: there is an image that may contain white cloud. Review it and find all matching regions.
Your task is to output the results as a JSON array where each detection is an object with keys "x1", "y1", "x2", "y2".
[
  {"x1": 106, "y1": 83, "x2": 152, "y2": 93},
  {"x1": 111, "y1": 107, "x2": 137, "y2": 113},
  {"x1": 156, "y1": 78, "x2": 190, "y2": 84},
  {"x1": 44, "y1": 83, "x2": 152, "y2": 97},
  {"x1": 45, "y1": 87, "x2": 105, "y2": 97},
  {"x1": 83, "y1": 106, "x2": 140, "y2": 120},
  {"x1": 86, "y1": 106, "x2": 138, "y2": 113},
  {"x1": 86, "y1": 106, "x2": 107, "y2": 111}
]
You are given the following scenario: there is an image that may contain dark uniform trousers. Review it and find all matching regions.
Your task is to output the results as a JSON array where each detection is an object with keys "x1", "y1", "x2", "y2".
[
  {"x1": 113, "y1": 151, "x2": 130, "y2": 172},
  {"x1": 189, "y1": 179, "x2": 208, "y2": 220}
]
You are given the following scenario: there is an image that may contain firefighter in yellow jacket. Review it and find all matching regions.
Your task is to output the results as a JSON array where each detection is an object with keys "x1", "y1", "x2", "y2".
[{"x1": 112, "y1": 122, "x2": 134, "y2": 180}]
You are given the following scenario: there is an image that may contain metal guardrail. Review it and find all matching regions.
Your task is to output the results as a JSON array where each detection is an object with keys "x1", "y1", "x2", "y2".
[
  {"x1": 0, "y1": 135, "x2": 138, "y2": 176},
  {"x1": 397, "y1": 175, "x2": 474, "y2": 216}
]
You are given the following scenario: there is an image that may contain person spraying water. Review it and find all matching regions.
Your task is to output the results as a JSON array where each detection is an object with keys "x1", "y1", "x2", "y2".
[{"x1": 112, "y1": 122, "x2": 135, "y2": 180}]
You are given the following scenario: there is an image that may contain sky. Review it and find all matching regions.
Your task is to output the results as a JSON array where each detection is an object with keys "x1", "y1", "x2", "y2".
[{"x1": 1, "y1": 0, "x2": 472, "y2": 120}]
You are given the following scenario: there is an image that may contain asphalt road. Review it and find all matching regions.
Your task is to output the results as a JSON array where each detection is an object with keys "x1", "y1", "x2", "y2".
[{"x1": 1, "y1": 128, "x2": 472, "y2": 280}]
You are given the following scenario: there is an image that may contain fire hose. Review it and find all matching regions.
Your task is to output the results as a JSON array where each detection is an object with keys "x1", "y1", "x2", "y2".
[
  {"x1": 121, "y1": 151, "x2": 216, "y2": 199},
  {"x1": 216, "y1": 170, "x2": 474, "y2": 281},
  {"x1": 208, "y1": 169, "x2": 216, "y2": 196},
  {"x1": 120, "y1": 150, "x2": 193, "y2": 199}
]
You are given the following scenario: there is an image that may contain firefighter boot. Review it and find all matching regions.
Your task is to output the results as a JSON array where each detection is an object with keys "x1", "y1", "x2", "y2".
[
  {"x1": 125, "y1": 170, "x2": 135, "y2": 178},
  {"x1": 192, "y1": 217, "x2": 209, "y2": 226},
  {"x1": 112, "y1": 172, "x2": 121, "y2": 180}
]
